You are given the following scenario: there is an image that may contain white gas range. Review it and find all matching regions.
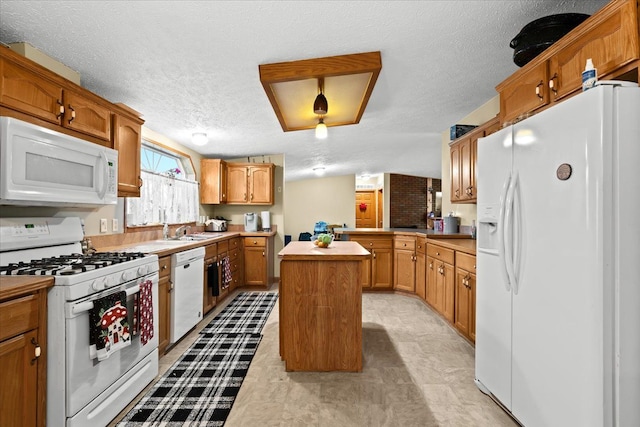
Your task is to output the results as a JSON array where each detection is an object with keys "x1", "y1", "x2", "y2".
[{"x1": 0, "y1": 217, "x2": 159, "y2": 427}]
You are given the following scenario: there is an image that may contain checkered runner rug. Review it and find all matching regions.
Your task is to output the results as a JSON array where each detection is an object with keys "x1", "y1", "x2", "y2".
[
  {"x1": 199, "y1": 292, "x2": 278, "y2": 336},
  {"x1": 117, "y1": 333, "x2": 261, "y2": 426}
]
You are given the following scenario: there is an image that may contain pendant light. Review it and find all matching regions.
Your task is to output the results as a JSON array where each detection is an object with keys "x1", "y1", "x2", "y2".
[
  {"x1": 314, "y1": 78, "x2": 328, "y2": 139},
  {"x1": 313, "y1": 78, "x2": 328, "y2": 115}
]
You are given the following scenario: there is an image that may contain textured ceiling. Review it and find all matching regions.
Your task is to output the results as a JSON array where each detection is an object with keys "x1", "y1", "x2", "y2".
[{"x1": 0, "y1": 0, "x2": 608, "y2": 181}]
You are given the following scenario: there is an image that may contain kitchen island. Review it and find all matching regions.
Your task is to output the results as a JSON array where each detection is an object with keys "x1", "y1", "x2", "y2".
[{"x1": 278, "y1": 241, "x2": 370, "y2": 372}]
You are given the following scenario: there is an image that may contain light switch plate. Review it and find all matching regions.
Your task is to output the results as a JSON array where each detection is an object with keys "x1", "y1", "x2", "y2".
[
  {"x1": 112, "y1": 218, "x2": 119, "y2": 232},
  {"x1": 100, "y1": 218, "x2": 108, "y2": 233}
]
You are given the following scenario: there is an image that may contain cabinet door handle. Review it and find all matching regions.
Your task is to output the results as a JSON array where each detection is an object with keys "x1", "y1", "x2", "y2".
[
  {"x1": 262, "y1": 251, "x2": 265, "y2": 257},
  {"x1": 138, "y1": 176, "x2": 143, "y2": 189},
  {"x1": 429, "y1": 262, "x2": 433, "y2": 269},
  {"x1": 243, "y1": 192, "x2": 247, "y2": 201},
  {"x1": 372, "y1": 250, "x2": 376, "y2": 259},
  {"x1": 68, "y1": 104, "x2": 76, "y2": 123},
  {"x1": 536, "y1": 81, "x2": 544, "y2": 100},
  {"x1": 31, "y1": 338, "x2": 41, "y2": 365},
  {"x1": 56, "y1": 99, "x2": 64, "y2": 118},
  {"x1": 549, "y1": 73, "x2": 558, "y2": 97},
  {"x1": 250, "y1": 193, "x2": 254, "y2": 201}
]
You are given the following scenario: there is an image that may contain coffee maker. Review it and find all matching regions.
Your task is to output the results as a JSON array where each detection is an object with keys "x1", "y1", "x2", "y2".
[{"x1": 244, "y1": 212, "x2": 258, "y2": 232}]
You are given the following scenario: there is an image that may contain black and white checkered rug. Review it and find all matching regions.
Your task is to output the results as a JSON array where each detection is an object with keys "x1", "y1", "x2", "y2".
[
  {"x1": 118, "y1": 333, "x2": 261, "y2": 426},
  {"x1": 199, "y1": 292, "x2": 278, "y2": 336},
  {"x1": 118, "y1": 292, "x2": 278, "y2": 426}
]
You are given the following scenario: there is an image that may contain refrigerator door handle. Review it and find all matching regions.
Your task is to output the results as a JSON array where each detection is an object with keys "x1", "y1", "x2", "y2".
[
  {"x1": 512, "y1": 174, "x2": 522, "y2": 295},
  {"x1": 503, "y1": 172, "x2": 518, "y2": 291},
  {"x1": 498, "y1": 173, "x2": 512, "y2": 292}
]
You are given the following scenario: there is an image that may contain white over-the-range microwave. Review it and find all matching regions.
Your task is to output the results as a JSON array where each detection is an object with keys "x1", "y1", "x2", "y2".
[{"x1": 0, "y1": 116, "x2": 118, "y2": 206}]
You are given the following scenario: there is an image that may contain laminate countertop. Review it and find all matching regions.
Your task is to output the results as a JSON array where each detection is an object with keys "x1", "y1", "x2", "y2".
[
  {"x1": 0, "y1": 276, "x2": 54, "y2": 300},
  {"x1": 99, "y1": 230, "x2": 276, "y2": 257},
  {"x1": 278, "y1": 241, "x2": 370, "y2": 260}
]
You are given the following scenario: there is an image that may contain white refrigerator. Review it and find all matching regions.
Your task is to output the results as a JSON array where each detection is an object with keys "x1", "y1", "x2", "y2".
[{"x1": 475, "y1": 82, "x2": 640, "y2": 427}]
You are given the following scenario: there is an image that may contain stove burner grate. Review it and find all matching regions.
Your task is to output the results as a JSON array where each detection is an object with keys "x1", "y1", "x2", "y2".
[{"x1": 0, "y1": 251, "x2": 148, "y2": 276}]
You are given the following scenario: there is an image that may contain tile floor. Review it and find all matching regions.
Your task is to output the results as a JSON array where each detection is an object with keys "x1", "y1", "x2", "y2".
[{"x1": 111, "y1": 289, "x2": 518, "y2": 427}]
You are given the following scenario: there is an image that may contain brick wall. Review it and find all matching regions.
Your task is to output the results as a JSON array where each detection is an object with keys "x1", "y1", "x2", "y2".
[{"x1": 389, "y1": 174, "x2": 429, "y2": 228}]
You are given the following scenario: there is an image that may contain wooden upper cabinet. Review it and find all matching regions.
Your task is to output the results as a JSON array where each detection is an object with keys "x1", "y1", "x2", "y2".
[
  {"x1": 549, "y1": 0, "x2": 640, "y2": 101},
  {"x1": 450, "y1": 116, "x2": 498, "y2": 204},
  {"x1": 62, "y1": 89, "x2": 111, "y2": 141},
  {"x1": 248, "y1": 164, "x2": 274, "y2": 204},
  {"x1": 498, "y1": 61, "x2": 550, "y2": 125},
  {"x1": 200, "y1": 159, "x2": 228, "y2": 204},
  {"x1": 0, "y1": 57, "x2": 63, "y2": 124},
  {"x1": 113, "y1": 113, "x2": 143, "y2": 197},
  {"x1": 226, "y1": 164, "x2": 249, "y2": 203},
  {"x1": 450, "y1": 142, "x2": 462, "y2": 202},
  {"x1": 226, "y1": 163, "x2": 274, "y2": 205},
  {"x1": 497, "y1": 0, "x2": 639, "y2": 126}
]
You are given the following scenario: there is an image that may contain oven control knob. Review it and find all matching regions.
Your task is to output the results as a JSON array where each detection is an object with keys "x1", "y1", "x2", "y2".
[
  {"x1": 121, "y1": 270, "x2": 135, "y2": 282},
  {"x1": 137, "y1": 265, "x2": 149, "y2": 276},
  {"x1": 91, "y1": 278, "x2": 106, "y2": 291}
]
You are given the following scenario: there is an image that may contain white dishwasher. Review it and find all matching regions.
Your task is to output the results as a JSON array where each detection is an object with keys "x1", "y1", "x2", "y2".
[{"x1": 170, "y1": 246, "x2": 205, "y2": 344}]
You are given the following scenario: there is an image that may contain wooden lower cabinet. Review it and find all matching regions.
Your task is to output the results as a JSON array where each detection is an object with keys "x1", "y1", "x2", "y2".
[
  {"x1": 0, "y1": 277, "x2": 53, "y2": 427},
  {"x1": 157, "y1": 256, "x2": 171, "y2": 357},
  {"x1": 227, "y1": 237, "x2": 243, "y2": 291},
  {"x1": 454, "y1": 252, "x2": 476, "y2": 342},
  {"x1": 394, "y1": 236, "x2": 416, "y2": 292},
  {"x1": 349, "y1": 235, "x2": 393, "y2": 289},
  {"x1": 243, "y1": 236, "x2": 273, "y2": 287},
  {"x1": 426, "y1": 243, "x2": 455, "y2": 322},
  {"x1": 415, "y1": 237, "x2": 426, "y2": 301}
]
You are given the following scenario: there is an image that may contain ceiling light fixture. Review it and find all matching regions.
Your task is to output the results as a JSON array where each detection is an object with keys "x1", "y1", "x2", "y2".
[
  {"x1": 259, "y1": 51, "x2": 382, "y2": 133},
  {"x1": 191, "y1": 132, "x2": 208, "y2": 146},
  {"x1": 313, "y1": 167, "x2": 326, "y2": 176}
]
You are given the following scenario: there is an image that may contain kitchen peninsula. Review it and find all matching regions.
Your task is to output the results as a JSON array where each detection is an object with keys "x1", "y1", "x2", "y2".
[{"x1": 278, "y1": 241, "x2": 370, "y2": 372}]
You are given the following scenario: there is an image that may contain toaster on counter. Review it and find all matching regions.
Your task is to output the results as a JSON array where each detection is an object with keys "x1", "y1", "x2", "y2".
[{"x1": 206, "y1": 219, "x2": 227, "y2": 231}]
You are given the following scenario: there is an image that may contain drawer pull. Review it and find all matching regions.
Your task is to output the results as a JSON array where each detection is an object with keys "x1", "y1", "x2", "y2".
[
  {"x1": 68, "y1": 104, "x2": 76, "y2": 123},
  {"x1": 57, "y1": 99, "x2": 64, "y2": 118},
  {"x1": 549, "y1": 73, "x2": 558, "y2": 97}
]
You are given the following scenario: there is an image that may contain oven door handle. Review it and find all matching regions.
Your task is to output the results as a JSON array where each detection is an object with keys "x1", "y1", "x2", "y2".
[{"x1": 69, "y1": 284, "x2": 141, "y2": 316}]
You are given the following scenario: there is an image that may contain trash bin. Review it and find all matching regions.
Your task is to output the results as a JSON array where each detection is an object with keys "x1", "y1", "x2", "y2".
[{"x1": 285, "y1": 235, "x2": 292, "y2": 245}]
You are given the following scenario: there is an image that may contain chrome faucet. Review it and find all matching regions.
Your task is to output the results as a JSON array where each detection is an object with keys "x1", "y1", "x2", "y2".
[{"x1": 174, "y1": 225, "x2": 191, "y2": 238}]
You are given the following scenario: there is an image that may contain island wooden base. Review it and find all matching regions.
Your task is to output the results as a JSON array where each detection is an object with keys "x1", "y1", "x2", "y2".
[{"x1": 278, "y1": 242, "x2": 369, "y2": 372}]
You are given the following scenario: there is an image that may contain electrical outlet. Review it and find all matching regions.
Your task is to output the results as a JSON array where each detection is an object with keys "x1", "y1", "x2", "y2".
[
  {"x1": 100, "y1": 218, "x2": 108, "y2": 233},
  {"x1": 112, "y1": 218, "x2": 119, "y2": 232}
]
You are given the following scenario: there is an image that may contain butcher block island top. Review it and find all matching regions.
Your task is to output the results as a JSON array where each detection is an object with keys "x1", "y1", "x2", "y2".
[{"x1": 278, "y1": 241, "x2": 370, "y2": 372}]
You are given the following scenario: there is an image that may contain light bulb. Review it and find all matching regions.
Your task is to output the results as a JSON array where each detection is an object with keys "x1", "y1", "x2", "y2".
[{"x1": 315, "y1": 119, "x2": 327, "y2": 139}]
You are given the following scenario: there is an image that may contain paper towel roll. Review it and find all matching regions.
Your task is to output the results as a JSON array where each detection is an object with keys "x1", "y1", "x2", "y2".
[{"x1": 261, "y1": 211, "x2": 271, "y2": 231}]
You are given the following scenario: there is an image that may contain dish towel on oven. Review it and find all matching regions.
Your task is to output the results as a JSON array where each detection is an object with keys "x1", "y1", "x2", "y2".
[
  {"x1": 89, "y1": 291, "x2": 131, "y2": 361},
  {"x1": 222, "y1": 255, "x2": 232, "y2": 289},
  {"x1": 137, "y1": 279, "x2": 154, "y2": 346}
]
